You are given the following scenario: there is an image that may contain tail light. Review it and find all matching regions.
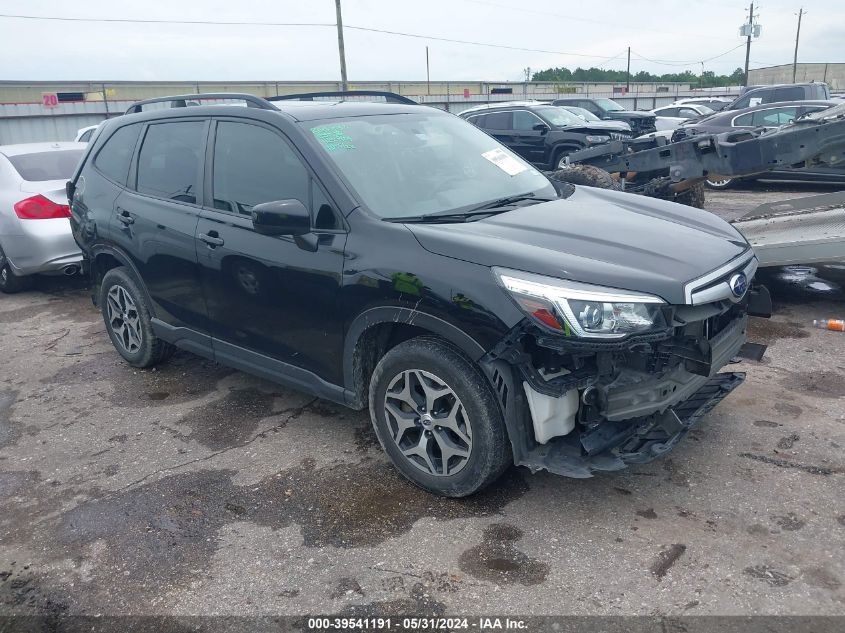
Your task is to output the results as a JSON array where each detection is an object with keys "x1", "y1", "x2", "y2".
[{"x1": 13, "y1": 195, "x2": 71, "y2": 220}]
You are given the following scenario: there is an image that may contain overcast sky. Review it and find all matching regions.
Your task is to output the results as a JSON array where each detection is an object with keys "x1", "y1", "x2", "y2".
[{"x1": 1, "y1": 0, "x2": 842, "y2": 82}]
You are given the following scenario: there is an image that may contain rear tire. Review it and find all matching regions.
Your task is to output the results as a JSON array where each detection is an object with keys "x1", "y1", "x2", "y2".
[
  {"x1": 549, "y1": 164, "x2": 621, "y2": 190},
  {"x1": 0, "y1": 246, "x2": 33, "y2": 294},
  {"x1": 704, "y1": 176, "x2": 735, "y2": 190},
  {"x1": 675, "y1": 182, "x2": 706, "y2": 209},
  {"x1": 369, "y1": 336, "x2": 512, "y2": 497},
  {"x1": 100, "y1": 267, "x2": 175, "y2": 368}
]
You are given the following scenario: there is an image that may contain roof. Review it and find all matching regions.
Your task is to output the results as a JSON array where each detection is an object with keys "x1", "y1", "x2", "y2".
[
  {"x1": 0, "y1": 141, "x2": 86, "y2": 156},
  {"x1": 458, "y1": 100, "x2": 550, "y2": 116},
  {"x1": 120, "y1": 100, "x2": 432, "y2": 124}
]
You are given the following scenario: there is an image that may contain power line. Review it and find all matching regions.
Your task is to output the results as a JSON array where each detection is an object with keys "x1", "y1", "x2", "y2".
[
  {"x1": 459, "y1": 0, "x2": 737, "y2": 42},
  {"x1": 0, "y1": 12, "x2": 630, "y2": 61},
  {"x1": 0, "y1": 11, "x2": 747, "y2": 68},
  {"x1": 632, "y1": 43, "x2": 746, "y2": 67}
]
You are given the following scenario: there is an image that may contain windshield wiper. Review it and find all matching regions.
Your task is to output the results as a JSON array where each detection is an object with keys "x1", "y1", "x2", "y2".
[
  {"x1": 383, "y1": 193, "x2": 555, "y2": 224},
  {"x1": 384, "y1": 208, "x2": 515, "y2": 224}
]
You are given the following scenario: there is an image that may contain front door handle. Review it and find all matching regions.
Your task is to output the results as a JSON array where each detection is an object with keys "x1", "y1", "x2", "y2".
[
  {"x1": 116, "y1": 208, "x2": 134, "y2": 225},
  {"x1": 199, "y1": 232, "x2": 224, "y2": 247}
]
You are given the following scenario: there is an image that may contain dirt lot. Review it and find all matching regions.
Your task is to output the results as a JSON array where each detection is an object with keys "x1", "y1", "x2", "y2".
[{"x1": 1, "y1": 185, "x2": 843, "y2": 619}]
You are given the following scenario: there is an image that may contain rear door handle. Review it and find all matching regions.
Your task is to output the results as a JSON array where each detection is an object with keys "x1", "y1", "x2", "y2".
[
  {"x1": 116, "y1": 208, "x2": 134, "y2": 225},
  {"x1": 199, "y1": 232, "x2": 224, "y2": 247}
]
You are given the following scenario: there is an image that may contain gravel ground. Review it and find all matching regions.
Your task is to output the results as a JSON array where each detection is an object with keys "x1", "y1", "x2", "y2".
[{"x1": 1, "y1": 184, "x2": 843, "y2": 621}]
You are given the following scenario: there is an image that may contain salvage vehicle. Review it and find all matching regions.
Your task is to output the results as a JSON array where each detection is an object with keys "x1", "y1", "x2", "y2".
[
  {"x1": 556, "y1": 105, "x2": 632, "y2": 134},
  {"x1": 70, "y1": 91, "x2": 771, "y2": 497},
  {"x1": 459, "y1": 102, "x2": 631, "y2": 169},
  {"x1": 671, "y1": 97, "x2": 732, "y2": 112},
  {"x1": 551, "y1": 97, "x2": 657, "y2": 136},
  {"x1": 650, "y1": 104, "x2": 714, "y2": 131},
  {"x1": 0, "y1": 141, "x2": 86, "y2": 292},
  {"x1": 725, "y1": 82, "x2": 830, "y2": 111}
]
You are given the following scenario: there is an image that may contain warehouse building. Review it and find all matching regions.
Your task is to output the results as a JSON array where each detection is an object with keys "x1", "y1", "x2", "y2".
[
  {"x1": 749, "y1": 63, "x2": 845, "y2": 91},
  {"x1": 1, "y1": 79, "x2": 719, "y2": 145}
]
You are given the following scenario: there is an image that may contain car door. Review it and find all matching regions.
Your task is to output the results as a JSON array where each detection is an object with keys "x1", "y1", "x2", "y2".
[
  {"x1": 478, "y1": 111, "x2": 513, "y2": 147},
  {"x1": 510, "y1": 110, "x2": 548, "y2": 164},
  {"x1": 195, "y1": 118, "x2": 347, "y2": 383},
  {"x1": 111, "y1": 118, "x2": 211, "y2": 337}
]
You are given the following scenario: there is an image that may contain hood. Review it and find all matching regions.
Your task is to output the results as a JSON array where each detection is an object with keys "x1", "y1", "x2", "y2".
[
  {"x1": 406, "y1": 186, "x2": 750, "y2": 305},
  {"x1": 606, "y1": 111, "x2": 655, "y2": 120}
]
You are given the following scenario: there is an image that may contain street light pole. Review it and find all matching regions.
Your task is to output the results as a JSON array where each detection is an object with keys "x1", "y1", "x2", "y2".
[
  {"x1": 335, "y1": 0, "x2": 348, "y2": 91},
  {"x1": 792, "y1": 8, "x2": 804, "y2": 82}
]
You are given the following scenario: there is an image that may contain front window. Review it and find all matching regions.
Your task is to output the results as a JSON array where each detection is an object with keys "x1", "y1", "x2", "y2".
[
  {"x1": 594, "y1": 98, "x2": 625, "y2": 112},
  {"x1": 533, "y1": 107, "x2": 585, "y2": 127},
  {"x1": 307, "y1": 113, "x2": 555, "y2": 219}
]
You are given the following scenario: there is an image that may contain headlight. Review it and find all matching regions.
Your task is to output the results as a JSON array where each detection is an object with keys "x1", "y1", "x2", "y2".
[
  {"x1": 494, "y1": 268, "x2": 667, "y2": 339},
  {"x1": 585, "y1": 135, "x2": 610, "y2": 144}
]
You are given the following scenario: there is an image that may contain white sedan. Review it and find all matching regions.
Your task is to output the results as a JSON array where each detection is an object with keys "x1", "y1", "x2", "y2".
[{"x1": 651, "y1": 104, "x2": 714, "y2": 131}]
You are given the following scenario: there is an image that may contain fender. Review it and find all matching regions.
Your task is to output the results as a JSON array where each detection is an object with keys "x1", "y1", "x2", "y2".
[
  {"x1": 342, "y1": 306, "x2": 489, "y2": 406},
  {"x1": 88, "y1": 243, "x2": 154, "y2": 314}
]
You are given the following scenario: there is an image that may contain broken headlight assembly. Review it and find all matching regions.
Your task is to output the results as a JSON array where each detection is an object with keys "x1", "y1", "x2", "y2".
[{"x1": 494, "y1": 268, "x2": 667, "y2": 339}]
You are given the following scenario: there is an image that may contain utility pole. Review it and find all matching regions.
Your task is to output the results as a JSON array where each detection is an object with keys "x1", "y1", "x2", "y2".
[
  {"x1": 626, "y1": 46, "x2": 631, "y2": 92},
  {"x1": 426, "y1": 46, "x2": 431, "y2": 95},
  {"x1": 792, "y1": 8, "x2": 804, "y2": 82},
  {"x1": 334, "y1": 0, "x2": 348, "y2": 91},
  {"x1": 743, "y1": 3, "x2": 754, "y2": 87}
]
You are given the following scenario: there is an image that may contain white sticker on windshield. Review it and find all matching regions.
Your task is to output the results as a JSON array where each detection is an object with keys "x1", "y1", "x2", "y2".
[{"x1": 481, "y1": 148, "x2": 528, "y2": 176}]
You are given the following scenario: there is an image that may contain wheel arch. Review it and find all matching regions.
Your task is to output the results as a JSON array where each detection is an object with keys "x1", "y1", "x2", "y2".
[
  {"x1": 90, "y1": 245, "x2": 154, "y2": 314},
  {"x1": 550, "y1": 142, "x2": 585, "y2": 168},
  {"x1": 343, "y1": 307, "x2": 488, "y2": 409}
]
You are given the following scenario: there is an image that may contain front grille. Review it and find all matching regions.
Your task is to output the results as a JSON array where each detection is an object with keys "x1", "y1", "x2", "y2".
[{"x1": 610, "y1": 131, "x2": 632, "y2": 140}]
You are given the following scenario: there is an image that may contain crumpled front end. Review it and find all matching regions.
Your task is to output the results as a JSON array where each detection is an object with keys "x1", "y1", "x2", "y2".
[{"x1": 479, "y1": 265, "x2": 771, "y2": 478}]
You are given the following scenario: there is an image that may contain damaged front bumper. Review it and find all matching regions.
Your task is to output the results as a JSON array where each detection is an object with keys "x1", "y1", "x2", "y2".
[{"x1": 480, "y1": 288, "x2": 769, "y2": 478}]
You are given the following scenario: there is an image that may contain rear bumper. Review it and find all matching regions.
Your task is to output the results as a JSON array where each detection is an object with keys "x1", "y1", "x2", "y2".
[{"x1": 1, "y1": 218, "x2": 82, "y2": 275}]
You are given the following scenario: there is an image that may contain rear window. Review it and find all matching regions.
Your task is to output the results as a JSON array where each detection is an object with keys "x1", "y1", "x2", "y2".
[
  {"x1": 135, "y1": 121, "x2": 205, "y2": 204},
  {"x1": 7, "y1": 150, "x2": 84, "y2": 181}
]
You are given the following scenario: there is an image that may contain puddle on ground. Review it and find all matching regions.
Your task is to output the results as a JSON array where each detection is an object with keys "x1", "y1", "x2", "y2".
[
  {"x1": 458, "y1": 523, "x2": 548, "y2": 586},
  {"x1": 779, "y1": 370, "x2": 845, "y2": 399},
  {"x1": 336, "y1": 583, "x2": 445, "y2": 618},
  {"x1": 650, "y1": 543, "x2": 686, "y2": 579},
  {"x1": 176, "y1": 387, "x2": 288, "y2": 450},
  {"x1": 41, "y1": 353, "x2": 235, "y2": 407},
  {"x1": 747, "y1": 319, "x2": 810, "y2": 344},
  {"x1": 38, "y1": 461, "x2": 527, "y2": 605}
]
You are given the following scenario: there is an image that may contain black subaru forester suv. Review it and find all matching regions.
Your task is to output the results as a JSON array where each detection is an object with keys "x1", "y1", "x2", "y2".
[{"x1": 69, "y1": 92, "x2": 769, "y2": 497}]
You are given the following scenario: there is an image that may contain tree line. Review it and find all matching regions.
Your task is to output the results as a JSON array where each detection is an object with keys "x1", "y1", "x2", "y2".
[{"x1": 532, "y1": 66, "x2": 746, "y2": 87}]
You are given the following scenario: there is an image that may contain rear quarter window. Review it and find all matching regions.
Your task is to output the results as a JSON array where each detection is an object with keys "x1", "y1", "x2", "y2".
[
  {"x1": 7, "y1": 150, "x2": 84, "y2": 182},
  {"x1": 135, "y1": 121, "x2": 206, "y2": 204},
  {"x1": 94, "y1": 123, "x2": 142, "y2": 185}
]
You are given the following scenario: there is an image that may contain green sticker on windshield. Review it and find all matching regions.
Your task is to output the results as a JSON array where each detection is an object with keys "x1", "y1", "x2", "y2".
[{"x1": 312, "y1": 123, "x2": 356, "y2": 152}]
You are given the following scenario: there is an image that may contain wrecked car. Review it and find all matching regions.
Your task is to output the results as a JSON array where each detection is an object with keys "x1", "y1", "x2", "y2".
[{"x1": 69, "y1": 91, "x2": 769, "y2": 497}]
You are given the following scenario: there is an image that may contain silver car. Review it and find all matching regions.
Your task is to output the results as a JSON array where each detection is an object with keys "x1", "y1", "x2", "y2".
[{"x1": 0, "y1": 142, "x2": 86, "y2": 293}]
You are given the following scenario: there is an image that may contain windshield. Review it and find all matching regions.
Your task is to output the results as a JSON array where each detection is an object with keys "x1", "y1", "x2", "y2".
[
  {"x1": 7, "y1": 150, "x2": 84, "y2": 181},
  {"x1": 563, "y1": 106, "x2": 600, "y2": 122},
  {"x1": 534, "y1": 106, "x2": 586, "y2": 127},
  {"x1": 594, "y1": 98, "x2": 625, "y2": 112},
  {"x1": 308, "y1": 113, "x2": 555, "y2": 218}
]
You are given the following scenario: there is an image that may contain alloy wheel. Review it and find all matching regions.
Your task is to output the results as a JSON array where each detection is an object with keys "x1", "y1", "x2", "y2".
[
  {"x1": 106, "y1": 285, "x2": 143, "y2": 354},
  {"x1": 383, "y1": 369, "x2": 472, "y2": 477}
]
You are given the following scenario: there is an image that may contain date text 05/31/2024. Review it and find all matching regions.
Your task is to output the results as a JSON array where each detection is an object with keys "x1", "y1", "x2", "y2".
[{"x1": 306, "y1": 617, "x2": 529, "y2": 630}]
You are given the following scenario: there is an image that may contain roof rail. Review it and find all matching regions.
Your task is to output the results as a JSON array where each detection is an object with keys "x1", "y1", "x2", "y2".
[
  {"x1": 268, "y1": 90, "x2": 418, "y2": 105},
  {"x1": 125, "y1": 93, "x2": 278, "y2": 114}
]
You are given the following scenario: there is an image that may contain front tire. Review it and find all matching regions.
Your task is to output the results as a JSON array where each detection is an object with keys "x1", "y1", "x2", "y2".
[
  {"x1": 100, "y1": 267, "x2": 175, "y2": 368},
  {"x1": 368, "y1": 336, "x2": 512, "y2": 497}
]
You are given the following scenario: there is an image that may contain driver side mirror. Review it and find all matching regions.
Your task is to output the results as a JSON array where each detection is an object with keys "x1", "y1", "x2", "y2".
[
  {"x1": 533, "y1": 123, "x2": 550, "y2": 133},
  {"x1": 252, "y1": 199, "x2": 310, "y2": 236}
]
